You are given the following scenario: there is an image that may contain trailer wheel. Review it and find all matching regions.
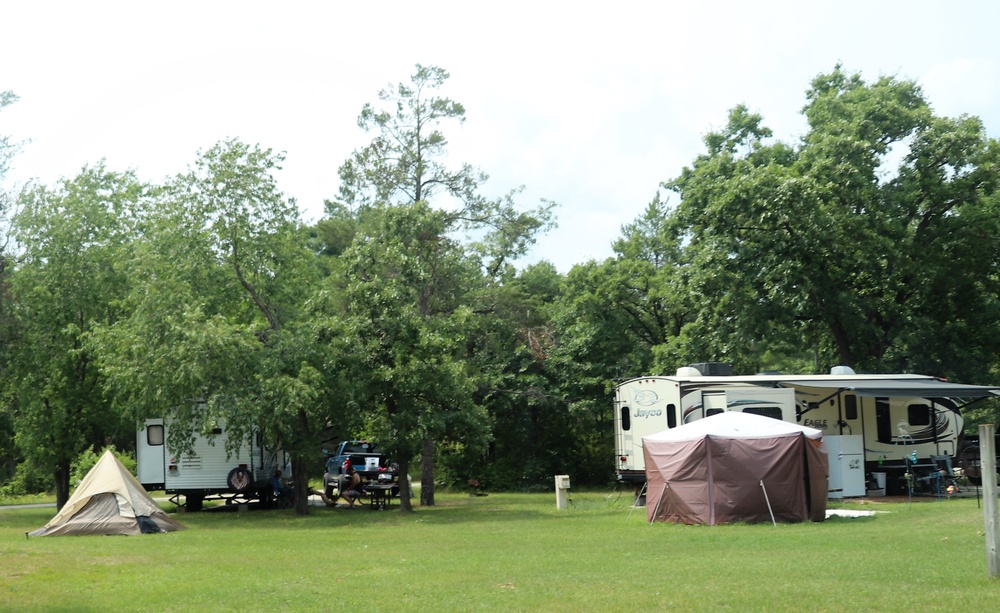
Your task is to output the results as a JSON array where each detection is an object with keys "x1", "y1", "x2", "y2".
[{"x1": 227, "y1": 467, "x2": 253, "y2": 493}]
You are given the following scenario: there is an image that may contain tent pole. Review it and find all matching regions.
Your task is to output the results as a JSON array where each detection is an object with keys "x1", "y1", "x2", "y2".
[
  {"x1": 627, "y1": 482, "x2": 648, "y2": 521},
  {"x1": 760, "y1": 480, "x2": 777, "y2": 527},
  {"x1": 649, "y1": 482, "x2": 669, "y2": 526}
]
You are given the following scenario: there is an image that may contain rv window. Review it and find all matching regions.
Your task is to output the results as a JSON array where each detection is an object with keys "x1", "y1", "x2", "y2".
[
  {"x1": 147, "y1": 424, "x2": 164, "y2": 446},
  {"x1": 743, "y1": 406, "x2": 783, "y2": 420},
  {"x1": 621, "y1": 406, "x2": 631, "y2": 431},
  {"x1": 706, "y1": 408, "x2": 723, "y2": 417},
  {"x1": 908, "y1": 404, "x2": 931, "y2": 427},
  {"x1": 843, "y1": 395, "x2": 858, "y2": 420},
  {"x1": 667, "y1": 404, "x2": 677, "y2": 429}
]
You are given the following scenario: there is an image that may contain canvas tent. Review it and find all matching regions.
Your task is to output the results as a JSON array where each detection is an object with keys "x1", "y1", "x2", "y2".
[
  {"x1": 28, "y1": 450, "x2": 185, "y2": 537},
  {"x1": 642, "y1": 411, "x2": 828, "y2": 525}
]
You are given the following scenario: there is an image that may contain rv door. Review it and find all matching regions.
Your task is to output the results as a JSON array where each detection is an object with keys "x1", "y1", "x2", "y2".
[{"x1": 137, "y1": 418, "x2": 166, "y2": 488}]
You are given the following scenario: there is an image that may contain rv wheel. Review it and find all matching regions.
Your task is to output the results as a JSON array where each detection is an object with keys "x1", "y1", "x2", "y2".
[{"x1": 227, "y1": 467, "x2": 253, "y2": 493}]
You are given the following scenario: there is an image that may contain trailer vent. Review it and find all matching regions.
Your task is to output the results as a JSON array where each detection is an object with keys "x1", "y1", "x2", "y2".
[{"x1": 180, "y1": 456, "x2": 203, "y2": 470}]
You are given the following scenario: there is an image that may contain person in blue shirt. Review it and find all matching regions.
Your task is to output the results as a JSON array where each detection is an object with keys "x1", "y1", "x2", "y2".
[{"x1": 272, "y1": 469, "x2": 293, "y2": 504}]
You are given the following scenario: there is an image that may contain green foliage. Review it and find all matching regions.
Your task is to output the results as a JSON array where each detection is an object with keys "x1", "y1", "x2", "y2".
[
  {"x1": 7, "y1": 163, "x2": 145, "y2": 505},
  {"x1": 668, "y1": 66, "x2": 1000, "y2": 379},
  {"x1": 5, "y1": 64, "x2": 1000, "y2": 503},
  {"x1": 335, "y1": 65, "x2": 556, "y2": 503},
  {"x1": 0, "y1": 458, "x2": 49, "y2": 497},
  {"x1": 342, "y1": 203, "x2": 486, "y2": 489},
  {"x1": 69, "y1": 446, "x2": 136, "y2": 487},
  {"x1": 0, "y1": 90, "x2": 21, "y2": 181},
  {"x1": 93, "y1": 139, "x2": 338, "y2": 513}
]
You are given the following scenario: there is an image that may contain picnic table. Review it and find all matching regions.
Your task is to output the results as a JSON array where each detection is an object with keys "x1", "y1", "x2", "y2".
[{"x1": 365, "y1": 483, "x2": 396, "y2": 510}]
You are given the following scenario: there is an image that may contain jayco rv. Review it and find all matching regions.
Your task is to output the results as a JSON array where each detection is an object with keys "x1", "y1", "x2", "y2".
[{"x1": 614, "y1": 364, "x2": 1000, "y2": 494}]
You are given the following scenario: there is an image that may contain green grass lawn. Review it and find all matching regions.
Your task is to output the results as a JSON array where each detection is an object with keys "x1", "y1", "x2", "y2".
[{"x1": 1, "y1": 491, "x2": 997, "y2": 611}]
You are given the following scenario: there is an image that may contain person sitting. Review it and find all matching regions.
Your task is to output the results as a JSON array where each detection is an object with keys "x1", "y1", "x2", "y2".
[
  {"x1": 337, "y1": 467, "x2": 365, "y2": 508},
  {"x1": 272, "y1": 470, "x2": 293, "y2": 505}
]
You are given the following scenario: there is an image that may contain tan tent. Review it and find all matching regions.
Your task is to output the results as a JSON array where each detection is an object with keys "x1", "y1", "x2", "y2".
[
  {"x1": 642, "y1": 411, "x2": 828, "y2": 525},
  {"x1": 29, "y1": 450, "x2": 186, "y2": 536}
]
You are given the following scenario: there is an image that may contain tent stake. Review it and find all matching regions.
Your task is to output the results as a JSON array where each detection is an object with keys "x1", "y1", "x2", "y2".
[{"x1": 760, "y1": 480, "x2": 777, "y2": 527}]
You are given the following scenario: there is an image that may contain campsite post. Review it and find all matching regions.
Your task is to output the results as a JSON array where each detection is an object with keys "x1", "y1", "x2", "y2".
[{"x1": 981, "y1": 424, "x2": 999, "y2": 578}]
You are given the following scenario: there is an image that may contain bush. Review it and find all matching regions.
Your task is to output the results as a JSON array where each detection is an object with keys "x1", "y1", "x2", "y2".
[
  {"x1": 0, "y1": 460, "x2": 51, "y2": 497},
  {"x1": 70, "y1": 446, "x2": 136, "y2": 487}
]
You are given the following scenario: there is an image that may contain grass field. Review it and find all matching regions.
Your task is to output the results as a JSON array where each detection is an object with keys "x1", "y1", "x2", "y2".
[{"x1": 1, "y1": 491, "x2": 998, "y2": 611}]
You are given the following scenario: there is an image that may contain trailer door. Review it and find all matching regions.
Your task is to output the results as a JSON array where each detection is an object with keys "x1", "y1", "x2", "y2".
[{"x1": 137, "y1": 418, "x2": 166, "y2": 487}]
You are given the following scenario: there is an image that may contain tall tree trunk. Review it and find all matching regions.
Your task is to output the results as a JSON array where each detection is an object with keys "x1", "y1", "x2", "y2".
[
  {"x1": 54, "y1": 458, "x2": 71, "y2": 510},
  {"x1": 292, "y1": 455, "x2": 310, "y2": 515},
  {"x1": 420, "y1": 439, "x2": 435, "y2": 506},
  {"x1": 397, "y1": 457, "x2": 413, "y2": 513}
]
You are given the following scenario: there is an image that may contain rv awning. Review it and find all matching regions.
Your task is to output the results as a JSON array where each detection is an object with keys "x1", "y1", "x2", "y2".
[{"x1": 786, "y1": 379, "x2": 1000, "y2": 399}]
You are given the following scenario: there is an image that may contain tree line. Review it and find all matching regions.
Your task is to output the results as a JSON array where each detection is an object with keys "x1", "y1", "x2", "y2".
[{"x1": 1, "y1": 65, "x2": 998, "y2": 514}]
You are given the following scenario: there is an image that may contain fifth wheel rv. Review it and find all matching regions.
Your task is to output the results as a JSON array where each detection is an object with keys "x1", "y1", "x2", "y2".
[{"x1": 614, "y1": 364, "x2": 1000, "y2": 494}]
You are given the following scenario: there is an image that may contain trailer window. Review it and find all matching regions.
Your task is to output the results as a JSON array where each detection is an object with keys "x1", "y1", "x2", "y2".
[
  {"x1": 908, "y1": 404, "x2": 931, "y2": 426},
  {"x1": 620, "y1": 406, "x2": 631, "y2": 431},
  {"x1": 843, "y1": 395, "x2": 858, "y2": 420},
  {"x1": 667, "y1": 404, "x2": 677, "y2": 429},
  {"x1": 146, "y1": 424, "x2": 164, "y2": 446},
  {"x1": 706, "y1": 408, "x2": 723, "y2": 417},
  {"x1": 743, "y1": 406, "x2": 783, "y2": 420}
]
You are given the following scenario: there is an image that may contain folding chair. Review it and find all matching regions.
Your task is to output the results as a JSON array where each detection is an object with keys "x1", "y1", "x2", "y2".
[{"x1": 930, "y1": 455, "x2": 961, "y2": 493}]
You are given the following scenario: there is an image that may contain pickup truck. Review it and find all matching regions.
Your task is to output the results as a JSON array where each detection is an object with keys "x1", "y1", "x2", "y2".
[{"x1": 323, "y1": 440, "x2": 392, "y2": 498}]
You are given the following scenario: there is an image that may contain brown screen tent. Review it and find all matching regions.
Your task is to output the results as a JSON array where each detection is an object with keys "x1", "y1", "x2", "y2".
[
  {"x1": 28, "y1": 450, "x2": 185, "y2": 537},
  {"x1": 642, "y1": 411, "x2": 828, "y2": 525}
]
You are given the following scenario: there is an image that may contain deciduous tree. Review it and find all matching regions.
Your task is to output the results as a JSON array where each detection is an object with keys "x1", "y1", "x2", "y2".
[
  {"x1": 9, "y1": 164, "x2": 144, "y2": 507},
  {"x1": 336, "y1": 64, "x2": 554, "y2": 505},
  {"x1": 668, "y1": 67, "x2": 1000, "y2": 380},
  {"x1": 95, "y1": 139, "x2": 336, "y2": 514}
]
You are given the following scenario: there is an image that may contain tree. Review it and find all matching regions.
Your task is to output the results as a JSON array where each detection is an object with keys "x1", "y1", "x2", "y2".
[
  {"x1": 0, "y1": 90, "x2": 20, "y2": 182},
  {"x1": 0, "y1": 90, "x2": 21, "y2": 485},
  {"x1": 342, "y1": 201, "x2": 486, "y2": 511},
  {"x1": 8, "y1": 164, "x2": 144, "y2": 507},
  {"x1": 336, "y1": 64, "x2": 554, "y2": 505},
  {"x1": 95, "y1": 139, "x2": 335, "y2": 514},
  {"x1": 668, "y1": 67, "x2": 1000, "y2": 380}
]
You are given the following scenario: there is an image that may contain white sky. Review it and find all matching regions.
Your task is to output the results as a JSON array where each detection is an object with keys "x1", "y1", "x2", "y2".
[{"x1": 2, "y1": 1, "x2": 998, "y2": 272}]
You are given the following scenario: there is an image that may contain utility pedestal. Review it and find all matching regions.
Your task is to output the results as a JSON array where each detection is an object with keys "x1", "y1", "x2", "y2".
[{"x1": 555, "y1": 475, "x2": 571, "y2": 510}]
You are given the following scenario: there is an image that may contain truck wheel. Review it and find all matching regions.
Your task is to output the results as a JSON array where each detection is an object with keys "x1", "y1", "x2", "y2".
[{"x1": 227, "y1": 467, "x2": 253, "y2": 493}]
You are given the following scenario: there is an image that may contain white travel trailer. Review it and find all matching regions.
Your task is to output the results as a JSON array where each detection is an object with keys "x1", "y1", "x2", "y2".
[
  {"x1": 137, "y1": 418, "x2": 290, "y2": 511},
  {"x1": 614, "y1": 364, "x2": 1000, "y2": 495}
]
